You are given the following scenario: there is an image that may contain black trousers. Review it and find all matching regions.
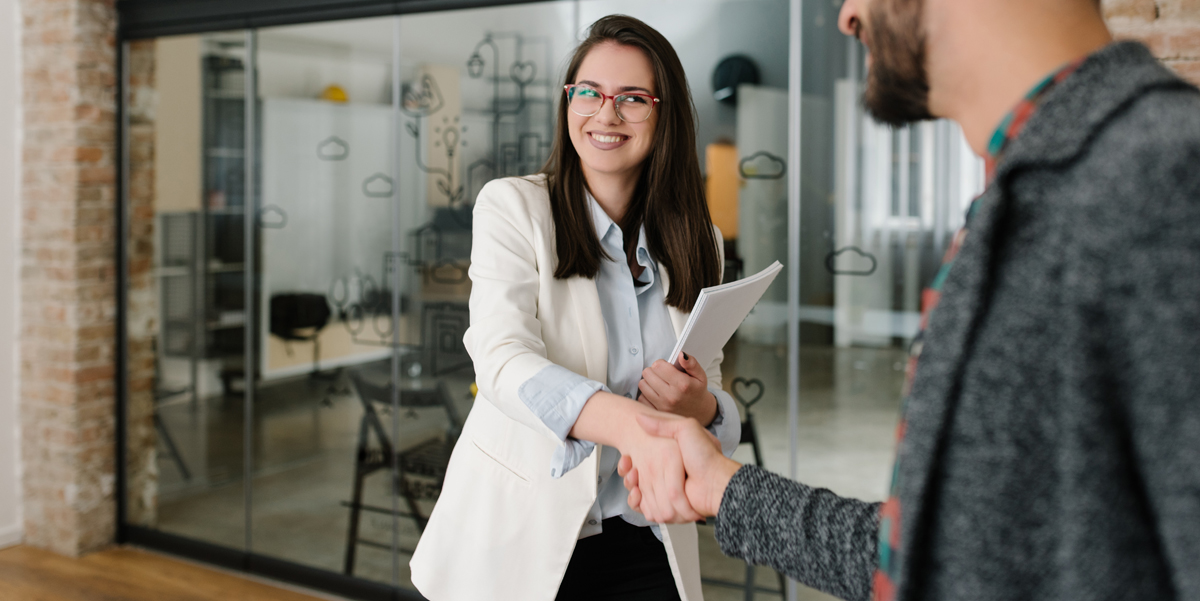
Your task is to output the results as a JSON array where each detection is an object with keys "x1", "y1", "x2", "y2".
[{"x1": 555, "y1": 517, "x2": 683, "y2": 601}]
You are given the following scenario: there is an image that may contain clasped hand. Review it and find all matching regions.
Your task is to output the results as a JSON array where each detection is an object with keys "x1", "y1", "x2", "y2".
[
  {"x1": 617, "y1": 353, "x2": 742, "y2": 523},
  {"x1": 618, "y1": 413, "x2": 739, "y2": 523}
]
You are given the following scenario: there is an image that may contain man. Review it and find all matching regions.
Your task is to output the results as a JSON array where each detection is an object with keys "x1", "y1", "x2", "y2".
[{"x1": 619, "y1": 0, "x2": 1200, "y2": 600}]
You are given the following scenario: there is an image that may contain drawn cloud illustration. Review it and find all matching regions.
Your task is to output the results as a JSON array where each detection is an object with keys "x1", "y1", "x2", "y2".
[
  {"x1": 739, "y1": 151, "x2": 787, "y2": 180},
  {"x1": 316, "y1": 136, "x2": 349, "y2": 161},
  {"x1": 362, "y1": 173, "x2": 395, "y2": 198},
  {"x1": 825, "y1": 246, "x2": 878, "y2": 276}
]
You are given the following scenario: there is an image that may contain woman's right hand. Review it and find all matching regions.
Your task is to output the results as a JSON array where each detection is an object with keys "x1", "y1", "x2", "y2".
[
  {"x1": 569, "y1": 390, "x2": 703, "y2": 522},
  {"x1": 617, "y1": 412, "x2": 704, "y2": 524}
]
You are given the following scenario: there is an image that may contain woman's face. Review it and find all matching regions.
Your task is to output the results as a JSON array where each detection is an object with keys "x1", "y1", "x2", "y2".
[{"x1": 568, "y1": 42, "x2": 659, "y2": 184}]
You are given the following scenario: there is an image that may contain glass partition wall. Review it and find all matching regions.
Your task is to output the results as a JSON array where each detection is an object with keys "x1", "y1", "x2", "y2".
[{"x1": 121, "y1": 1, "x2": 979, "y2": 599}]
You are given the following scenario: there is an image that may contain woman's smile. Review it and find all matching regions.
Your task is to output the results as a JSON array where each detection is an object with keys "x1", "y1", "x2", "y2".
[{"x1": 587, "y1": 130, "x2": 632, "y2": 149}]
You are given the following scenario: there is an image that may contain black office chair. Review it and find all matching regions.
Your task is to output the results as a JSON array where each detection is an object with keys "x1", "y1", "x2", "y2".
[
  {"x1": 341, "y1": 368, "x2": 463, "y2": 576},
  {"x1": 269, "y1": 292, "x2": 331, "y2": 370},
  {"x1": 269, "y1": 292, "x2": 345, "y2": 404}
]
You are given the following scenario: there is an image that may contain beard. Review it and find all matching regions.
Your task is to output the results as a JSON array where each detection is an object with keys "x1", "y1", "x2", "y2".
[{"x1": 861, "y1": 0, "x2": 934, "y2": 126}]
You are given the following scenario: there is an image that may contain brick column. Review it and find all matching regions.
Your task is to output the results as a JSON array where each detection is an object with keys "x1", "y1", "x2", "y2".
[
  {"x1": 124, "y1": 39, "x2": 158, "y2": 528},
  {"x1": 1104, "y1": 0, "x2": 1200, "y2": 86},
  {"x1": 19, "y1": 0, "x2": 118, "y2": 556}
]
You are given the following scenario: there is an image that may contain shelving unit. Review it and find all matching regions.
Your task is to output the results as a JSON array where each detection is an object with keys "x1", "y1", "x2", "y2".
[{"x1": 201, "y1": 52, "x2": 249, "y2": 372}]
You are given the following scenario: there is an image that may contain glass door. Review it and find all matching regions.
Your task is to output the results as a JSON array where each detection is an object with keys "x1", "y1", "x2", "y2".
[{"x1": 248, "y1": 16, "x2": 407, "y2": 585}]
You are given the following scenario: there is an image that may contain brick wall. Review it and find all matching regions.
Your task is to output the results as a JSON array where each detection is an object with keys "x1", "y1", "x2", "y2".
[
  {"x1": 1104, "y1": 0, "x2": 1200, "y2": 85},
  {"x1": 19, "y1": 0, "x2": 118, "y2": 556}
]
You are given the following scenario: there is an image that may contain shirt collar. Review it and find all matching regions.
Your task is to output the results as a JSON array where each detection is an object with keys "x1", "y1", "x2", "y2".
[
  {"x1": 985, "y1": 57, "x2": 1086, "y2": 180},
  {"x1": 586, "y1": 192, "x2": 656, "y2": 272}
]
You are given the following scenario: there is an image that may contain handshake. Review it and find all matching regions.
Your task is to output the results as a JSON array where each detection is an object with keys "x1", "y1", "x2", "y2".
[
  {"x1": 615, "y1": 411, "x2": 743, "y2": 523},
  {"x1": 574, "y1": 352, "x2": 745, "y2": 524}
]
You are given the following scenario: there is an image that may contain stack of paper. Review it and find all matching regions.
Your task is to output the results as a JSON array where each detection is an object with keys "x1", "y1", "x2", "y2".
[{"x1": 668, "y1": 261, "x2": 783, "y2": 367}]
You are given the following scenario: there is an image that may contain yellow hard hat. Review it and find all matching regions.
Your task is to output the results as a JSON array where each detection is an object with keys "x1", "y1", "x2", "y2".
[{"x1": 320, "y1": 84, "x2": 349, "y2": 103}]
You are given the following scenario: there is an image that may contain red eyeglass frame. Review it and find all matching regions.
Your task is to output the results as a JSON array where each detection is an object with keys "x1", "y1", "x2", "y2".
[{"x1": 563, "y1": 84, "x2": 661, "y2": 122}]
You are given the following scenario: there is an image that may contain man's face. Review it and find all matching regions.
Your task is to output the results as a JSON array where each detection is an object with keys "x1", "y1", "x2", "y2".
[{"x1": 839, "y1": 0, "x2": 934, "y2": 126}]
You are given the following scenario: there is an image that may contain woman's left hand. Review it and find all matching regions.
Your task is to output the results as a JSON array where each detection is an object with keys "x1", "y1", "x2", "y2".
[{"x1": 637, "y1": 352, "x2": 718, "y2": 426}]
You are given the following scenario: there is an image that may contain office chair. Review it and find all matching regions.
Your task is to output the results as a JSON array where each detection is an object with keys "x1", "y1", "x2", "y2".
[
  {"x1": 341, "y1": 368, "x2": 463, "y2": 576},
  {"x1": 269, "y1": 292, "x2": 344, "y2": 404}
]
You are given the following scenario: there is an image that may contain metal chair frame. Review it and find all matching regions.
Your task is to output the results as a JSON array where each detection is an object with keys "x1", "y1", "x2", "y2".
[{"x1": 341, "y1": 369, "x2": 463, "y2": 576}]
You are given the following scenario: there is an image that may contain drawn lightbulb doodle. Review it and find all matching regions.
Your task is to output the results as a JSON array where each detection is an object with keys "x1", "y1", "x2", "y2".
[{"x1": 410, "y1": 109, "x2": 469, "y2": 208}]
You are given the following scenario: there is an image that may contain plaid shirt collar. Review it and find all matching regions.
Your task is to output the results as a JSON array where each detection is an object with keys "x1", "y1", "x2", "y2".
[{"x1": 984, "y1": 58, "x2": 1087, "y2": 181}]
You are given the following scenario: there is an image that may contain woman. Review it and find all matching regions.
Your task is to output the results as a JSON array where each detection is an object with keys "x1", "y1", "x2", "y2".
[{"x1": 410, "y1": 15, "x2": 740, "y2": 601}]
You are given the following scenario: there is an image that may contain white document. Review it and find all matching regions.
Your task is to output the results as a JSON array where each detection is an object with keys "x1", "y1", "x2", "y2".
[
  {"x1": 668, "y1": 261, "x2": 784, "y2": 368},
  {"x1": 656, "y1": 262, "x2": 781, "y2": 601}
]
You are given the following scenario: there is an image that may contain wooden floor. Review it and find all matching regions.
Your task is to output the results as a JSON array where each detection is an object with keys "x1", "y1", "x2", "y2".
[{"x1": 0, "y1": 545, "x2": 331, "y2": 601}]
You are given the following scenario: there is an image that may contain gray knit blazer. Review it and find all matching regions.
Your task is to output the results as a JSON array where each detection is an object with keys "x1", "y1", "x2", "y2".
[{"x1": 715, "y1": 41, "x2": 1200, "y2": 601}]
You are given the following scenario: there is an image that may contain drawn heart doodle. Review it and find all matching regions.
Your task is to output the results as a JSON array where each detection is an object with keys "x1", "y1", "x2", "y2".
[
  {"x1": 731, "y1": 377, "x2": 765, "y2": 409},
  {"x1": 510, "y1": 61, "x2": 537, "y2": 85}
]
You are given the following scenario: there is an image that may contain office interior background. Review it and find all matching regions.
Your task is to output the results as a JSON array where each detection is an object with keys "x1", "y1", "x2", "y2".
[{"x1": 0, "y1": 1, "x2": 1196, "y2": 600}]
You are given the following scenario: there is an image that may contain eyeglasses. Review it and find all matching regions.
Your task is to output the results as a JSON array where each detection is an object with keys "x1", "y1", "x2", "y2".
[{"x1": 564, "y1": 84, "x2": 660, "y2": 124}]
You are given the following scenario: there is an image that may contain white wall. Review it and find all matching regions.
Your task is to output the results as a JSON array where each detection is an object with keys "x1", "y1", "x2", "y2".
[{"x1": 0, "y1": 0, "x2": 23, "y2": 550}]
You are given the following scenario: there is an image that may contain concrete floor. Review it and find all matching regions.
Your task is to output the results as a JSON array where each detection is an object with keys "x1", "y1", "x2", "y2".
[{"x1": 148, "y1": 341, "x2": 904, "y2": 600}]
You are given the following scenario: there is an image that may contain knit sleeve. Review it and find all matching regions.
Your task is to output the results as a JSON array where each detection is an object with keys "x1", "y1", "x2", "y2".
[
  {"x1": 714, "y1": 465, "x2": 881, "y2": 601},
  {"x1": 1101, "y1": 99, "x2": 1200, "y2": 600}
]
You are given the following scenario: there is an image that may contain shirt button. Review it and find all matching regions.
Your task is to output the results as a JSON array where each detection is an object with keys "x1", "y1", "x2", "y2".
[
  {"x1": 629, "y1": 347, "x2": 639, "y2": 355},
  {"x1": 588, "y1": 519, "x2": 598, "y2": 526}
]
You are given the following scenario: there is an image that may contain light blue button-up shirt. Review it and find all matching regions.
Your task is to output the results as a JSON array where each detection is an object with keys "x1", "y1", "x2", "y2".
[{"x1": 516, "y1": 195, "x2": 740, "y2": 539}]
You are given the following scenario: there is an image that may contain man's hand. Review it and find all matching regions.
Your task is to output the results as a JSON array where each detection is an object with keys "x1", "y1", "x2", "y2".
[
  {"x1": 619, "y1": 414, "x2": 742, "y2": 521},
  {"x1": 638, "y1": 353, "x2": 718, "y2": 425}
]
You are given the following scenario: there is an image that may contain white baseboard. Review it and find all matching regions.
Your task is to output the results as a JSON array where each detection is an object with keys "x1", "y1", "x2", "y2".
[{"x1": 0, "y1": 522, "x2": 22, "y2": 549}]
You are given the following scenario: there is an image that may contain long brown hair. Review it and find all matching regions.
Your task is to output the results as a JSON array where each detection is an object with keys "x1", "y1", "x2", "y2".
[{"x1": 540, "y1": 14, "x2": 720, "y2": 313}]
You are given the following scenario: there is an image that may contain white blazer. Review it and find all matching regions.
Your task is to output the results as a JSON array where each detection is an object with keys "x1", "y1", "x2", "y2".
[{"x1": 410, "y1": 175, "x2": 729, "y2": 601}]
